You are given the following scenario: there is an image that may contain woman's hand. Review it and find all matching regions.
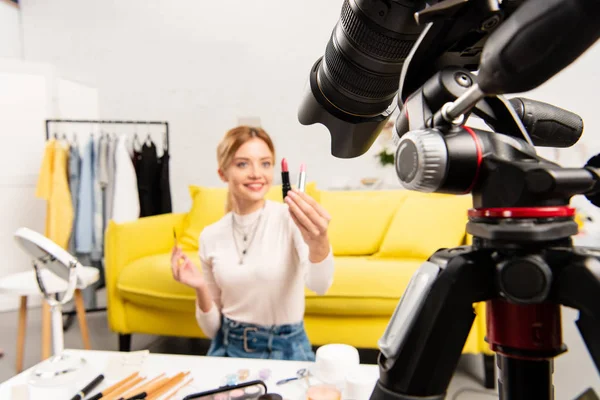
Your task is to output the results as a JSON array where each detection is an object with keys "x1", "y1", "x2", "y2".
[
  {"x1": 285, "y1": 188, "x2": 331, "y2": 262},
  {"x1": 171, "y1": 246, "x2": 205, "y2": 289}
]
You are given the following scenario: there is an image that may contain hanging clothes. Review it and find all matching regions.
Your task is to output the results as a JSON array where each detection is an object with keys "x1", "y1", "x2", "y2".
[
  {"x1": 75, "y1": 136, "x2": 94, "y2": 254},
  {"x1": 98, "y1": 134, "x2": 110, "y2": 191},
  {"x1": 91, "y1": 135, "x2": 106, "y2": 261},
  {"x1": 36, "y1": 139, "x2": 74, "y2": 250},
  {"x1": 156, "y1": 146, "x2": 172, "y2": 214},
  {"x1": 132, "y1": 136, "x2": 143, "y2": 179},
  {"x1": 113, "y1": 135, "x2": 140, "y2": 223},
  {"x1": 67, "y1": 141, "x2": 81, "y2": 253},
  {"x1": 137, "y1": 140, "x2": 159, "y2": 217},
  {"x1": 105, "y1": 135, "x2": 117, "y2": 228}
]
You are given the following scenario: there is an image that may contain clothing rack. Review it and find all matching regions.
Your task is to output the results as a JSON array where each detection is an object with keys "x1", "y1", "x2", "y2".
[
  {"x1": 43, "y1": 118, "x2": 171, "y2": 331},
  {"x1": 45, "y1": 119, "x2": 170, "y2": 150}
]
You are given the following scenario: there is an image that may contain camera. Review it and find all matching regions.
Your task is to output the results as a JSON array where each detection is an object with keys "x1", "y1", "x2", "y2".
[
  {"x1": 298, "y1": 1, "x2": 600, "y2": 399},
  {"x1": 298, "y1": 0, "x2": 596, "y2": 163}
]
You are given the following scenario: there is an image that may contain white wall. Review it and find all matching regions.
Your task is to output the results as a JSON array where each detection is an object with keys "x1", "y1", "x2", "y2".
[
  {"x1": 0, "y1": 60, "x2": 54, "y2": 313},
  {"x1": 18, "y1": 0, "x2": 405, "y2": 214},
  {"x1": 0, "y1": 59, "x2": 99, "y2": 312},
  {"x1": 517, "y1": 43, "x2": 600, "y2": 168},
  {"x1": 0, "y1": 0, "x2": 22, "y2": 59},
  {"x1": 18, "y1": 0, "x2": 600, "y2": 214}
]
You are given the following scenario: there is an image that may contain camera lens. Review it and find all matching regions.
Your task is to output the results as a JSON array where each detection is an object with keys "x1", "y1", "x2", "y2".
[
  {"x1": 318, "y1": 0, "x2": 419, "y2": 116},
  {"x1": 298, "y1": 0, "x2": 425, "y2": 158}
]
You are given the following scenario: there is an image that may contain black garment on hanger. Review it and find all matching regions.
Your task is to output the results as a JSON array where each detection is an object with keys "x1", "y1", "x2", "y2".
[
  {"x1": 156, "y1": 148, "x2": 172, "y2": 214},
  {"x1": 132, "y1": 134, "x2": 143, "y2": 176},
  {"x1": 137, "y1": 141, "x2": 159, "y2": 217}
]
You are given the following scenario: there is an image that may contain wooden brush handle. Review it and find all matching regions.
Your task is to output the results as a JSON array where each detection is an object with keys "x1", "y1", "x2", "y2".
[
  {"x1": 163, "y1": 377, "x2": 195, "y2": 400},
  {"x1": 118, "y1": 373, "x2": 166, "y2": 399},
  {"x1": 147, "y1": 372, "x2": 190, "y2": 400},
  {"x1": 103, "y1": 376, "x2": 145, "y2": 400}
]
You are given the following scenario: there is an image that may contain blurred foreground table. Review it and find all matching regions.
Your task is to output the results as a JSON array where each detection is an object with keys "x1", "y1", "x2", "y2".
[{"x1": 0, "y1": 349, "x2": 379, "y2": 400}]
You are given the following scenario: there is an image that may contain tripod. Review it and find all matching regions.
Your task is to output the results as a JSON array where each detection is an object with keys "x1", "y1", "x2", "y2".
[
  {"x1": 369, "y1": 52, "x2": 600, "y2": 400},
  {"x1": 370, "y1": 67, "x2": 600, "y2": 398},
  {"x1": 371, "y1": 191, "x2": 600, "y2": 399},
  {"x1": 357, "y1": 0, "x2": 600, "y2": 397}
]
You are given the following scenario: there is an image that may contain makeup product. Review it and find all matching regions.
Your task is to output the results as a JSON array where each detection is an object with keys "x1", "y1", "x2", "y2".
[
  {"x1": 70, "y1": 374, "x2": 105, "y2": 400},
  {"x1": 107, "y1": 375, "x2": 146, "y2": 400},
  {"x1": 281, "y1": 158, "x2": 291, "y2": 199},
  {"x1": 314, "y1": 344, "x2": 359, "y2": 385},
  {"x1": 118, "y1": 373, "x2": 165, "y2": 399},
  {"x1": 238, "y1": 368, "x2": 250, "y2": 381},
  {"x1": 258, "y1": 395, "x2": 283, "y2": 400},
  {"x1": 145, "y1": 372, "x2": 189, "y2": 399},
  {"x1": 244, "y1": 385, "x2": 262, "y2": 400},
  {"x1": 88, "y1": 372, "x2": 140, "y2": 400},
  {"x1": 123, "y1": 393, "x2": 146, "y2": 400},
  {"x1": 306, "y1": 384, "x2": 341, "y2": 400},
  {"x1": 230, "y1": 388, "x2": 246, "y2": 400},
  {"x1": 163, "y1": 377, "x2": 194, "y2": 400},
  {"x1": 258, "y1": 369, "x2": 271, "y2": 381},
  {"x1": 182, "y1": 380, "x2": 267, "y2": 400},
  {"x1": 344, "y1": 370, "x2": 378, "y2": 400},
  {"x1": 297, "y1": 163, "x2": 306, "y2": 193},
  {"x1": 276, "y1": 368, "x2": 310, "y2": 385},
  {"x1": 225, "y1": 373, "x2": 238, "y2": 386}
]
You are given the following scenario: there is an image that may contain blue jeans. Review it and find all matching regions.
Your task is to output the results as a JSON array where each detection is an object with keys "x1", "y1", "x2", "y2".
[{"x1": 207, "y1": 315, "x2": 316, "y2": 361}]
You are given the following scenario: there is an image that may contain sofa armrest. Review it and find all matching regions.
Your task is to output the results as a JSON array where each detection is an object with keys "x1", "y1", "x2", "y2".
[{"x1": 104, "y1": 212, "x2": 186, "y2": 333}]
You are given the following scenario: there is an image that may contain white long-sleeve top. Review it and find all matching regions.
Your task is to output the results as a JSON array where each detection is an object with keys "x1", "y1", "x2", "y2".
[
  {"x1": 111, "y1": 135, "x2": 140, "y2": 223},
  {"x1": 195, "y1": 199, "x2": 334, "y2": 338}
]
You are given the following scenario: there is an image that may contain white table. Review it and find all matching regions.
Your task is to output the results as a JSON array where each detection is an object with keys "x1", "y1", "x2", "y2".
[{"x1": 0, "y1": 349, "x2": 380, "y2": 400}]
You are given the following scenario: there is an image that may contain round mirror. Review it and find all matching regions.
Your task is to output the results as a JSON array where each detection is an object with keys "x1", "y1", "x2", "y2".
[{"x1": 13, "y1": 227, "x2": 88, "y2": 387}]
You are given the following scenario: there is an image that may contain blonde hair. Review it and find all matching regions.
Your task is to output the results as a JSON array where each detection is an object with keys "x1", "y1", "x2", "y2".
[{"x1": 217, "y1": 126, "x2": 275, "y2": 212}]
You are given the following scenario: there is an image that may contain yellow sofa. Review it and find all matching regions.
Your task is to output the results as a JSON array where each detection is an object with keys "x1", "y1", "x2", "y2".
[{"x1": 105, "y1": 185, "x2": 495, "y2": 386}]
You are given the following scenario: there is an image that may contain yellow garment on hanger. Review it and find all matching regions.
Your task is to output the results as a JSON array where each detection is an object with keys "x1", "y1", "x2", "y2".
[{"x1": 36, "y1": 139, "x2": 74, "y2": 249}]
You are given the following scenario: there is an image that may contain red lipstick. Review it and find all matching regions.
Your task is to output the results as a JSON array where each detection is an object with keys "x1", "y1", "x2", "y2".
[{"x1": 281, "y1": 158, "x2": 291, "y2": 199}]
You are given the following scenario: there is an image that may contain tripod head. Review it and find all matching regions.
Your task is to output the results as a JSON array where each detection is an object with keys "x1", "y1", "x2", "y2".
[
  {"x1": 394, "y1": 66, "x2": 600, "y2": 211},
  {"x1": 393, "y1": 0, "x2": 600, "y2": 211}
]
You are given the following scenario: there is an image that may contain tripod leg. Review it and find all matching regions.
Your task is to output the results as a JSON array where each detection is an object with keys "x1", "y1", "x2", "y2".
[
  {"x1": 371, "y1": 247, "x2": 495, "y2": 400},
  {"x1": 483, "y1": 354, "x2": 495, "y2": 389},
  {"x1": 575, "y1": 313, "x2": 600, "y2": 373},
  {"x1": 556, "y1": 252, "x2": 600, "y2": 376},
  {"x1": 497, "y1": 355, "x2": 554, "y2": 400}
]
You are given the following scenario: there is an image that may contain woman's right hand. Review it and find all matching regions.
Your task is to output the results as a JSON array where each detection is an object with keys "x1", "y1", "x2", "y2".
[{"x1": 170, "y1": 246, "x2": 205, "y2": 290}]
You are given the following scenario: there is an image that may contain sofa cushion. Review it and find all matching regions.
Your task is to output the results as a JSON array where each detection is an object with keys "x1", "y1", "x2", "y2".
[
  {"x1": 179, "y1": 183, "x2": 318, "y2": 250},
  {"x1": 117, "y1": 251, "x2": 200, "y2": 311},
  {"x1": 117, "y1": 252, "x2": 421, "y2": 317},
  {"x1": 305, "y1": 256, "x2": 422, "y2": 316},
  {"x1": 375, "y1": 193, "x2": 471, "y2": 259},
  {"x1": 318, "y1": 190, "x2": 407, "y2": 256}
]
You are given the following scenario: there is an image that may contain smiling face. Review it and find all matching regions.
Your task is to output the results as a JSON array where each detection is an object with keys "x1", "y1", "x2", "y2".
[{"x1": 219, "y1": 137, "x2": 274, "y2": 210}]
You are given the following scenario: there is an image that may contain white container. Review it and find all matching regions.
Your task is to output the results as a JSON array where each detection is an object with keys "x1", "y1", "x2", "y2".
[{"x1": 313, "y1": 344, "x2": 360, "y2": 387}]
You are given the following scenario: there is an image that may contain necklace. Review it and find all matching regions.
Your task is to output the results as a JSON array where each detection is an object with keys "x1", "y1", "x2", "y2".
[{"x1": 231, "y1": 203, "x2": 265, "y2": 265}]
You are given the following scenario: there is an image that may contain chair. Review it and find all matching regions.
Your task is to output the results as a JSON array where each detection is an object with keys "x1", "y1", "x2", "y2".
[{"x1": 0, "y1": 262, "x2": 99, "y2": 373}]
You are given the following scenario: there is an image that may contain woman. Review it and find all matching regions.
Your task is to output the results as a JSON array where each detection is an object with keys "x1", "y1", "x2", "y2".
[{"x1": 170, "y1": 126, "x2": 334, "y2": 361}]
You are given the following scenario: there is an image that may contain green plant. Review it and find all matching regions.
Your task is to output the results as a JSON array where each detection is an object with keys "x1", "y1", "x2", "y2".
[{"x1": 376, "y1": 148, "x2": 395, "y2": 167}]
